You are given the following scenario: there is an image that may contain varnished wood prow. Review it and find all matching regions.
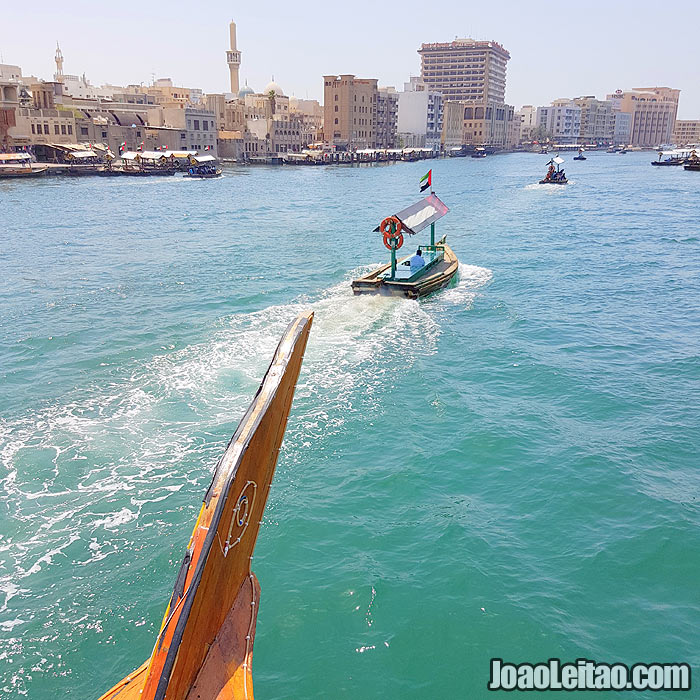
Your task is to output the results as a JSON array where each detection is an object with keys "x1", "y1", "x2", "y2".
[{"x1": 98, "y1": 311, "x2": 313, "y2": 700}]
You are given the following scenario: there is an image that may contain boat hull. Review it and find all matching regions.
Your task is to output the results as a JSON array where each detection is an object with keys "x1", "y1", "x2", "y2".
[
  {"x1": 684, "y1": 163, "x2": 700, "y2": 171},
  {"x1": 351, "y1": 242, "x2": 459, "y2": 299},
  {"x1": 0, "y1": 166, "x2": 49, "y2": 178},
  {"x1": 184, "y1": 169, "x2": 223, "y2": 178},
  {"x1": 97, "y1": 312, "x2": 314, "y2": 700},
  {"x1": 539, "y1": 179, "x2": 568, "y2": 185}
]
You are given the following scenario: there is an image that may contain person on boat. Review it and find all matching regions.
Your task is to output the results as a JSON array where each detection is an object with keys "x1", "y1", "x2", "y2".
[
  {"x1": 410, "y1": 248, "x2": 426, "y2": 270},
  {"x1": 545, "y1": 163, "x2": 555, "y2": 181}
]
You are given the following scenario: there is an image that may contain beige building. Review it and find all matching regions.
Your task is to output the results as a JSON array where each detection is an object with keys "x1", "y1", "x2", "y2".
[
  {"x1": 376, "y1": 86, "x2": 398, "y2": 148},
  {"x1": 672, "y1": 120, "x2": 700, "y2": 145},
  {"x1": 441, "y1": 101, "x2": 463, "y2": 148},
  {"x1": 323, "y1": 74, "x2": 378, "y2": 149},
  {"x1": 289, "y1": 97, "x2": 323, "y2": 143},
  {"x1": 515, "y1": 105, "x2": 537, "y2": 144},
  {"x1": 573, "y1": 96, "x2": 616, "y2": 144},
  {"x1": 418, "y1": 39, "x2": 509, "y2": 103},
  {"x1": 418, "y1": 39, "x2": 514, "y2": 148},
  {"x1": 212, "y1": 81, "x2": 317, "y2": 160},
  {"x1": 606, "y1": 87, "x2": 680, "y2": 146}
]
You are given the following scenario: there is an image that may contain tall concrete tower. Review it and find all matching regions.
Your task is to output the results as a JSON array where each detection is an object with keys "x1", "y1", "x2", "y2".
[
  {"x1": 226, "y1": 21, "x2": 241, "y2": 94},
  {"x1": 55, "y1": 41, "x2": 64, "y2": 82}
]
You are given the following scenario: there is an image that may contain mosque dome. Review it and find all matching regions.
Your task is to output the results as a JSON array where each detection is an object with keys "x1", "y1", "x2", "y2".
[
  {"x1": 264, "y1": 80, "x2": 284, "y2": 96},
  {"x1": 238, "y1": 83, "x2": 254, "y2": 98}
]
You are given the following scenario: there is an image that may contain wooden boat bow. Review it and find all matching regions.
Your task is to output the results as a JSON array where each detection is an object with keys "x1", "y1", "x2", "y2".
[{"x1": 98, "y1": 311, "x2": 314, "y2": 700}]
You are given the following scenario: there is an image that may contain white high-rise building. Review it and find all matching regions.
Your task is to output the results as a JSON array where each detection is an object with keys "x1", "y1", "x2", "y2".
[
  {"x1": 227, "y1": 21, "x2": 242, "y2": 94},
  {"x1": 397, "y1": 76, "x2": 443, "y2": 150}
]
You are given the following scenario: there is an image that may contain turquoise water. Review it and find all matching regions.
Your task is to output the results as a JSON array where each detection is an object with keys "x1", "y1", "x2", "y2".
[{"x1": 1, "y1": 153, "x2": 699, "y2": 698}]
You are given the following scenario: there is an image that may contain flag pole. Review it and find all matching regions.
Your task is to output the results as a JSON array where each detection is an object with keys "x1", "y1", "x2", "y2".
[{"x1": 430, "y1": 170, "x2": 435, "y2": 246}]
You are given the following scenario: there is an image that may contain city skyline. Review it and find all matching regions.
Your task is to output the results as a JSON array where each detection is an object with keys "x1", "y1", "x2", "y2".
[{"x1": 2, "y1": 0, "x2": 699, "y2": 117}]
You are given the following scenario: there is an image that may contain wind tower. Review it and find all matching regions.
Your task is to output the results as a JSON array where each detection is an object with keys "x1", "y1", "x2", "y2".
[
  {"x1": 226, "y1": 20, "x2": 241, "y2": 94},
  {"x1": 54, "y1": 42, "x2": 64, "y2": 82}
]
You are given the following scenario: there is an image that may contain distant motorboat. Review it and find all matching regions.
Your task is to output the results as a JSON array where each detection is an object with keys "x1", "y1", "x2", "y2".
[{"x1": 573, "y1": 148, "x2": 586, "y2": 161}]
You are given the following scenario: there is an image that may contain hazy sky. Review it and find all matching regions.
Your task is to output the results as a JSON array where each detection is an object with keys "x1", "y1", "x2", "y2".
[{"x1": 3, "y1": 0, "x2": 699, "y2": 117}]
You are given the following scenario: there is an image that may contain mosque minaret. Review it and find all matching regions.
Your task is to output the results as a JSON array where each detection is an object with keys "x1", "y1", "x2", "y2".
[{"x1": 226, "y1": 21, "x2": 241, "y2": 94}]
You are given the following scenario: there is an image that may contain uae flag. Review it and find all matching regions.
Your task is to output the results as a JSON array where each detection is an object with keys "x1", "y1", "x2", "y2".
[{"x1": 420, "y1": 169, "x2": 432, "y2": 192}]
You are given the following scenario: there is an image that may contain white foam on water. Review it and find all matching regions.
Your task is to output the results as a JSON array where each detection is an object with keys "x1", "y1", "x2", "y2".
[
  {"x1": 524, "y1": 182, "x2": 573, "y2": 192},
  {"x1": 0, "y1": 266, "x2": 493, "y2": 689},
  {"x1": 439, "y1": 263, "x2": 493, "y2": 308},
  {"x1": 92, "y1": 508, "x2": 137, "y2": 532}
]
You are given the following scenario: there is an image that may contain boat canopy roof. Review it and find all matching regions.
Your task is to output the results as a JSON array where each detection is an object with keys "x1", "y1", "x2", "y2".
[
  {"x1": 0, "y1": 152, "x2": 31, "y2": 162},
  {"x1": 379, "y1": 193, "x2": 449, "y2": 236},
  {"x1": 553, "y1": 156, "x2": 564, "y2": 164},
  {"x1": 163, "y1": 150, "x2": 197, "y2": 159},
  {"x1": 191, "y1": 154, "x2": 217, "y2": 163},
  {"x1": 661, "y1": 148, "x2": 696, "y2": 156},
  {"x1": 68, "y1": 150, "x2": 98, "y2": 159},
  {"x1": 138, "y1": 151, "x2": 168, "y2": 160}
]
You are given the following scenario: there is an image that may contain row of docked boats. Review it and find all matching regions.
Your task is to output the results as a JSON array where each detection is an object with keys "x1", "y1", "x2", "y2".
[
  {"x1": 282, "y1": 146, "x2": 441, "y2": 165},
  {"x1": 0, "y1": 151, "x2": 222, "y2": 179},
  {"x1": 651, "y1": 148, "x2": 700, "y2": 170},
  {"x1": 100, "y1": 152, "x2": 222, "y2": 178}
]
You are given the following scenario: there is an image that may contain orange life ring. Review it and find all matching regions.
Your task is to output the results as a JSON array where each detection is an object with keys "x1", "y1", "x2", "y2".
[
  {"x1": 383, "y1": 232, "x2": 404, "y2": 250},
  {"x1": 380, "y1": 216, "x2": 402, "y2": 236}
]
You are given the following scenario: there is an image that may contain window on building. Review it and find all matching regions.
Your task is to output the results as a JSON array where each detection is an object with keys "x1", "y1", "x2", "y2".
[
  {"x1": 102, "y1": 131, "x2": 107, "y2": 138},
  {"x1": 194, "y1": 120, "x2": 200, "y2": 130},
  {"x1": 334, "y1": 94, "x2": 338, "y2": 101},
  {"x1": 334, "y1": 118, "x2": 338, "y2": 125},
  {"x1": 44, "y1": 123, "x2": 49, "y2": 133},
  {"x1": 203, "y1": 121, "x2": 208, "y2": 131},
  {"x1": 181, "y1": 133, "x2": 186, "y2": 139},
  {"x1": 61, "y1": 124, "x2": 66, "y2": 135},
  {"x1": 31, "y1": 124, "x2": 36, "y2": 134},
  {"x1": 54, "y1": 124, "x2": 60, "y2": 134},
  {"x1": 81, "y1": 127, "x2": 89, "y2": 136},
  {"x1": 68, "y1": 125, "x2": 73, "y2": 135}
]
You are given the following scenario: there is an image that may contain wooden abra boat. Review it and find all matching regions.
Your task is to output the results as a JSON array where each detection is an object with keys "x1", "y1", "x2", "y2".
[
  {"x1": 0, "y1": 152, "x2": 49, "y2": 178},
  {"x1": 98, "y1": 311, "x2": 313, "y2": 700},
  {"x1": 539, "y1": 156, "x2": 568, "y2": 184},
  {"x1": 185, "y1": 154, "x2": 222, "y2": 178},
  {"x1": 352, "y1": 181, "x2": 458, "y2": 299},
  {"x1": 652, "y1": 149, "x2": 688, "y2": 166},
  {"x1": 683, "y1": 150, "x2": 700, "y2": 171}
]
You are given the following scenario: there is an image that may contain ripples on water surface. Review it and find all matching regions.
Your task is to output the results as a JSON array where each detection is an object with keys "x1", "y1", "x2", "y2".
[{"x1": 1, "y1": 153, "x2": 699, "y2": 697}]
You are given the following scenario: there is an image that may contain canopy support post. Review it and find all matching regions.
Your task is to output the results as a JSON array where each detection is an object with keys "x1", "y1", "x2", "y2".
[
  {"x1": 390, "y1": 243, "x2": 397, "y2": 280},
  {"x1": 430, "y1": 222, "x2": 435, "y2": 247}
]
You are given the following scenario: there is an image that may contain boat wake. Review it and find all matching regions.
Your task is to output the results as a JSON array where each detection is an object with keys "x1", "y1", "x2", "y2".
[
  {"x1": 438, "y1": 263, "x2": 493, "y2": 308},
  {"x1": 0, "y1": 267, "x2": 492, "y2": 694},
  {"x1": 524, "y1": 181, "x2": 575, "y2": 191}
]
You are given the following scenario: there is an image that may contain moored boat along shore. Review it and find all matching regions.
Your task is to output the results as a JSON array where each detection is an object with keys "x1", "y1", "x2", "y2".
[{"x1": 1, "y1": 142, "x2": 685, "y2": 180}]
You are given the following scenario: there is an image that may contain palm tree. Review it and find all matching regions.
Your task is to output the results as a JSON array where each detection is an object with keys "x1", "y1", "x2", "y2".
[{"x1": 267, "y1": 90, "x2": 276, "y2": 116}]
